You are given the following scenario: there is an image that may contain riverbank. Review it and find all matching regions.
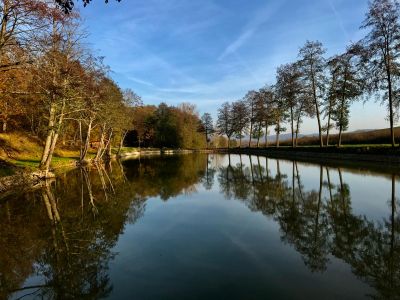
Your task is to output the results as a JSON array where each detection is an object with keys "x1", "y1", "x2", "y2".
[{"x1": 217, "y1": 145, "x2": 400, "y2": 170}]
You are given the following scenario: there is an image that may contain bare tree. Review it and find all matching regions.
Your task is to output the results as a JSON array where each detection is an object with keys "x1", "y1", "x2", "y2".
[
  {"x1": 244, "y1": 90, "x2": 257, "y2": 147},
  {"x1": 200, "y1": 112, "x2": 214, "y2": 148},
  {"x1": 276, "y1": 62, "x2": 303, "y2": 147},
  {"x1": 298, "y1": 40, "x2": 327, "y2": 147},
  {"x1": 331, "y1": 45, "x2": 364, "y2": 147},
  {"x1": 232, "y1": 100, "x2": 249, "y2": 148},
  {"x1": 217, "y1": 102, "x2": 235, "y2": 148},
  {"x1": 361, "y1": 0, "x2": 400, "y2": 147}
]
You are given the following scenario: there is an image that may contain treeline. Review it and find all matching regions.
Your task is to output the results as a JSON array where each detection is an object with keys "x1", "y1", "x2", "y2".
[
  {"x1": 212, "y1": 0, "x2": 400, "y2": 148},
  {"x1": 0, "y1": 1, "x2": 208, "y2": 173},
  {"x1": 128, "y1": 103, "x2": 206, "y2": 149},
  {"x1": 0, "y1": 1, "x2": 138, "y2": 173}
]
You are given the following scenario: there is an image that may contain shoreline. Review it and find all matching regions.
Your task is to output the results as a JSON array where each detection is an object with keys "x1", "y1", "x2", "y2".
[{"x1": 215, "y1": 147, "x2": 400, "y2": 172}]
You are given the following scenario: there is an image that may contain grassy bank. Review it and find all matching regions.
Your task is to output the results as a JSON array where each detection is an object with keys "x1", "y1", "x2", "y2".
[{"x1": 0, "y1": 132, "x2": 89, "y2": 176}]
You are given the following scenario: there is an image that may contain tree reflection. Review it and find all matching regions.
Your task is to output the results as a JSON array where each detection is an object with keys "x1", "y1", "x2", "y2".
[
  {"x1": 0, "y1": 154, "x2": 208, "y2": 299},
  {"x1": 216, "y1": 155, "x2": 400, "y2": 298},
  {"x1": 0, "y1": 154, "x2": 399, "y2": 299}
]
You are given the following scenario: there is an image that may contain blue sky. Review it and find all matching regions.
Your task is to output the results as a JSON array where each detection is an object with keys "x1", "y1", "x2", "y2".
[{"x1": 77, "y1": 0, "x2": 389, "y2": 134}]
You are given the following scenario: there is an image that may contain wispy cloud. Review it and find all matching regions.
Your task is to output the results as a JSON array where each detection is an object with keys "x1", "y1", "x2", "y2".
[
  {"x1": 326, "y1": 0, "x2": 350, "y2": 41},
  {"x1": 127, "y1": 76, "x2": 155, "y2": 87},
  {"x1": 218, "y1": 1, "x2": 285, "y2": 61}
]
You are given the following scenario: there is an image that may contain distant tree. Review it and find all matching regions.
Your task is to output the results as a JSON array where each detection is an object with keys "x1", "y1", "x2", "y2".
[
  {"x1": 132, "y1": 105, "x2": 157, "y2": 148},
  {"x1": 259, "y1": 86, "x2": 275, "y2": 147},
  {"x1": 244, "y1": 90, "x2": 258, "y2": 147},
  {"x1": 272, "y1": 86, "x2": 288, "y2": 147},
  {"x1": 200, "y1": 113, "x2": 214, "y2": 148},
  {"x1": 298, "y1": 41, "x2": 327, "y2": 147},
  {"x1": 330, "y1": 46, "x2": 364, "y2": 147},
  {"x1": 217, "y1": 102, "x2": 235, "y2": 148},
  {"x1": 253, "y1": 90, "x2": 267, "y2": 148},
  {"x1": 276, "y1": 62, "x2": 303, "y2": 147},
  {"x1": 232, "y1": 100, "x2": 249, "y2": 148},
  {"x1": 360, "y1": 0, "x2": 400, "y2": 147}
]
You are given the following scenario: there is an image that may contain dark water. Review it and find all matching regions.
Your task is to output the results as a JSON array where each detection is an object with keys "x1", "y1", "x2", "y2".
[{"x1": 1, "y1": 154, "x2": 399, "y2": 300}]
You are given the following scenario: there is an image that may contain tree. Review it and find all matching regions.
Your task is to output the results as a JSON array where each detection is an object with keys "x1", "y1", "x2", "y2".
[
  {"x1": 217, "y1": 102, "x2": 235, "y2": 148},
  {"x1": 244, "y1": 90, "x2": 257, "y2": 147},
  {"x1": 271, "y1": 86, "x2": 288, "y2": 147},
  {"x1": 32, "y1": 12, "x2": 84, "y2": 172},
  {"x1": 116, "y1": 89, "x2": 142, "y2": 155},
  {"x1": 330, "y1": 46, "x2": 364, "y2": 147},
  {"x1": 259, "y1": 86, "x2": 275, "y2": 147},
  {"x1": 232, "y1": 100, "x2": 249, "y2": 148},
  {"x1": 200, "y1": 113, "x2": 214, "y2": 148},
  {"x1": 361, "y1": 0, "x2": 400, "y2": 147},
  {"x1": 298, "y1": 41, "x2": 327, "y2": 147},
  {"x1": 276, "y1": 62, "x2": 303, "y2": 147},
  {"x1": 132, "y1": 105, "x2": 156, "y2": 148},
  {"x1": 55, "y1": 0, "x2": 121, "y2": 13}
]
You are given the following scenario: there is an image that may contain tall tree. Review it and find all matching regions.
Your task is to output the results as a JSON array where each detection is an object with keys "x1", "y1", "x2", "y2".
[
  {"x1": 259, "y1": 86, "x2": 275, "y2": 147},
  {"x1": 272, "y1": 86, "x2": 288, "y2": 148},
  {"x1": 331, "y1": 46, "x2": 364, "y2": 147},
  {"x1": 217, "y1": 102, "x2": 235, "y2": 148},
  {"x1": 298, "y1": 41, "x2": 327, "y2": 147},
  {"x1": 232, "y1": 100, "x2": 249, "y2": 148},
  {"x1": 361, "y1": 0, "x2": 400, "y2": 147},
  {"x1": 244, "y1": 90, "x2": 257, "y2": 147},
  {"x1": 276, "y1": 62, "x2": 303, "y2": 147},
  {"x1": 200, "y1": 113, "x2": 214, "y2": 148}
]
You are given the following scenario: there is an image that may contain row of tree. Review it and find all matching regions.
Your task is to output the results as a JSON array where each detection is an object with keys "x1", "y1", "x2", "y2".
[
  {"x1": 0, "y1": 1, "x2": 144, "y2": 173},
  {"x1": 213, "y1": 0, "x2": 400, "y2": 148}
]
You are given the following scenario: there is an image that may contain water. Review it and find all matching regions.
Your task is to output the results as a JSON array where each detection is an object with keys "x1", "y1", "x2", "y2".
[{"x1": 1, "y1": 154, "x2": 399, "y2": 299}]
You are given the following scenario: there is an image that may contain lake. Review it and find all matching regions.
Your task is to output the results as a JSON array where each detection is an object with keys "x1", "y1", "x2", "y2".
[{"x1": 1, "y1": 154, "x2": 399, "y2": 299}]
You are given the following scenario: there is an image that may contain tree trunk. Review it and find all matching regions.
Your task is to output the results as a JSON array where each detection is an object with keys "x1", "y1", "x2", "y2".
[
  {"x1": 387, "y1": 68, "x2": 395, "y2": 147},
  {"x1": 326, "y1": 110, "x2": 331, "y2": 147},
  {"x1": 290, "y1": 106, "x2": 294, "y2": 147},
  {"x1": 311, "y1": 71, "x2": 323, "y2": 147},
  {"x1": 95, "y1": 124, "x2": 106, "y2": 161},
  {"x1": 80, "y1": 119, "x2": 93, "y2": 162},
  {"x1": 248, "y1": 121, "x2": 253, "y2": 148},
  {"x1": 338, "y1": 123, "x2": 343, "y2": 147},
  {"x1": 257, "y1": 122, "x2": 261, "y2": 148},
  {"x1": 117, "y1": 131, "x2": 127, "y2": 156},
  {"x1": 40, "y1": 103, "x2": 56, "y2": 167},
  {"x1": 2, "y1": 119, "x2": 7, "y2": 132},
  {"x1": 264, "y1": 124, "x2": 268, "y2": 148},
  {"x1": 276, "y1": 122, "x2": 280, "y2": 148}
]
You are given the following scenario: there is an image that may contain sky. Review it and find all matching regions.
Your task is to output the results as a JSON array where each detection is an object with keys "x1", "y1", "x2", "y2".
[{"x1": 76, "y1": 0, "x2": 390, "y2": 134}]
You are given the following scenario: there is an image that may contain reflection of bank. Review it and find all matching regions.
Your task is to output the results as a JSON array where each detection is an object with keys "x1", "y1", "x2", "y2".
[
  {"x1": 4, "y1": 161, "x2": 149, "y2": 300},
  {"x1": 216, "y1": 155, "x2": 400, "y2": 298}
]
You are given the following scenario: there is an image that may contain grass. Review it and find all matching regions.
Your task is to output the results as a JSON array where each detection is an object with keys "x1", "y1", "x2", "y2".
[{"x1": 0, "y1": 132, "x2": 97, "y2": 176}]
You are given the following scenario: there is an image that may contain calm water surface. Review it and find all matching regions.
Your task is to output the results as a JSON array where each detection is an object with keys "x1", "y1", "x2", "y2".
[{"x1": 1, "y1": 154, "x2": 399, "y2": 299}]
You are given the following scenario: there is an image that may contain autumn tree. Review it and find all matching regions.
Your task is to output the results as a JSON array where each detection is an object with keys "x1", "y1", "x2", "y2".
[
  {"x1": 259, "y1": 86, "x2": 275, "y2": 147},
  {"x1": 217, "y1": 102, "x2": 235, "y2": 148},
  {"x1": 361, "y1": 0, "x2": 400, "y2": 147},
  {"x1": 276, "y1": 62, "x2": 303, "y2": 147},
  {"x1": 232, "y1": 100, "x2": 249, "y2": 148},
  {"x1": 330, "y1": 46, "x2": 364, "y2": 147},
  {"x1": 200, "y1": 113, "x2": 214, "y2": 148},
  {"x1": 32, "y1": 11, "x2": 85, "y2": 172},
  {"x1": 298, "y1": 41, "x2": 327, "y2": 147},
  {"x1": 271, "y1": 86, "x2": 288, "y2": 147},
  {"x1": 244, "y1": 90, "x2": 257, "y2": 147}
]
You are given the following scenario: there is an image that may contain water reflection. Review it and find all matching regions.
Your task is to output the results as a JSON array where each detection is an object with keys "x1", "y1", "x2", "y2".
[
  {"x1": 0, "y1": 154, "x2": 399, "y2": 299},
  {"x1": 216, "y1": 154, "x2": 400, "y2": 299}
]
